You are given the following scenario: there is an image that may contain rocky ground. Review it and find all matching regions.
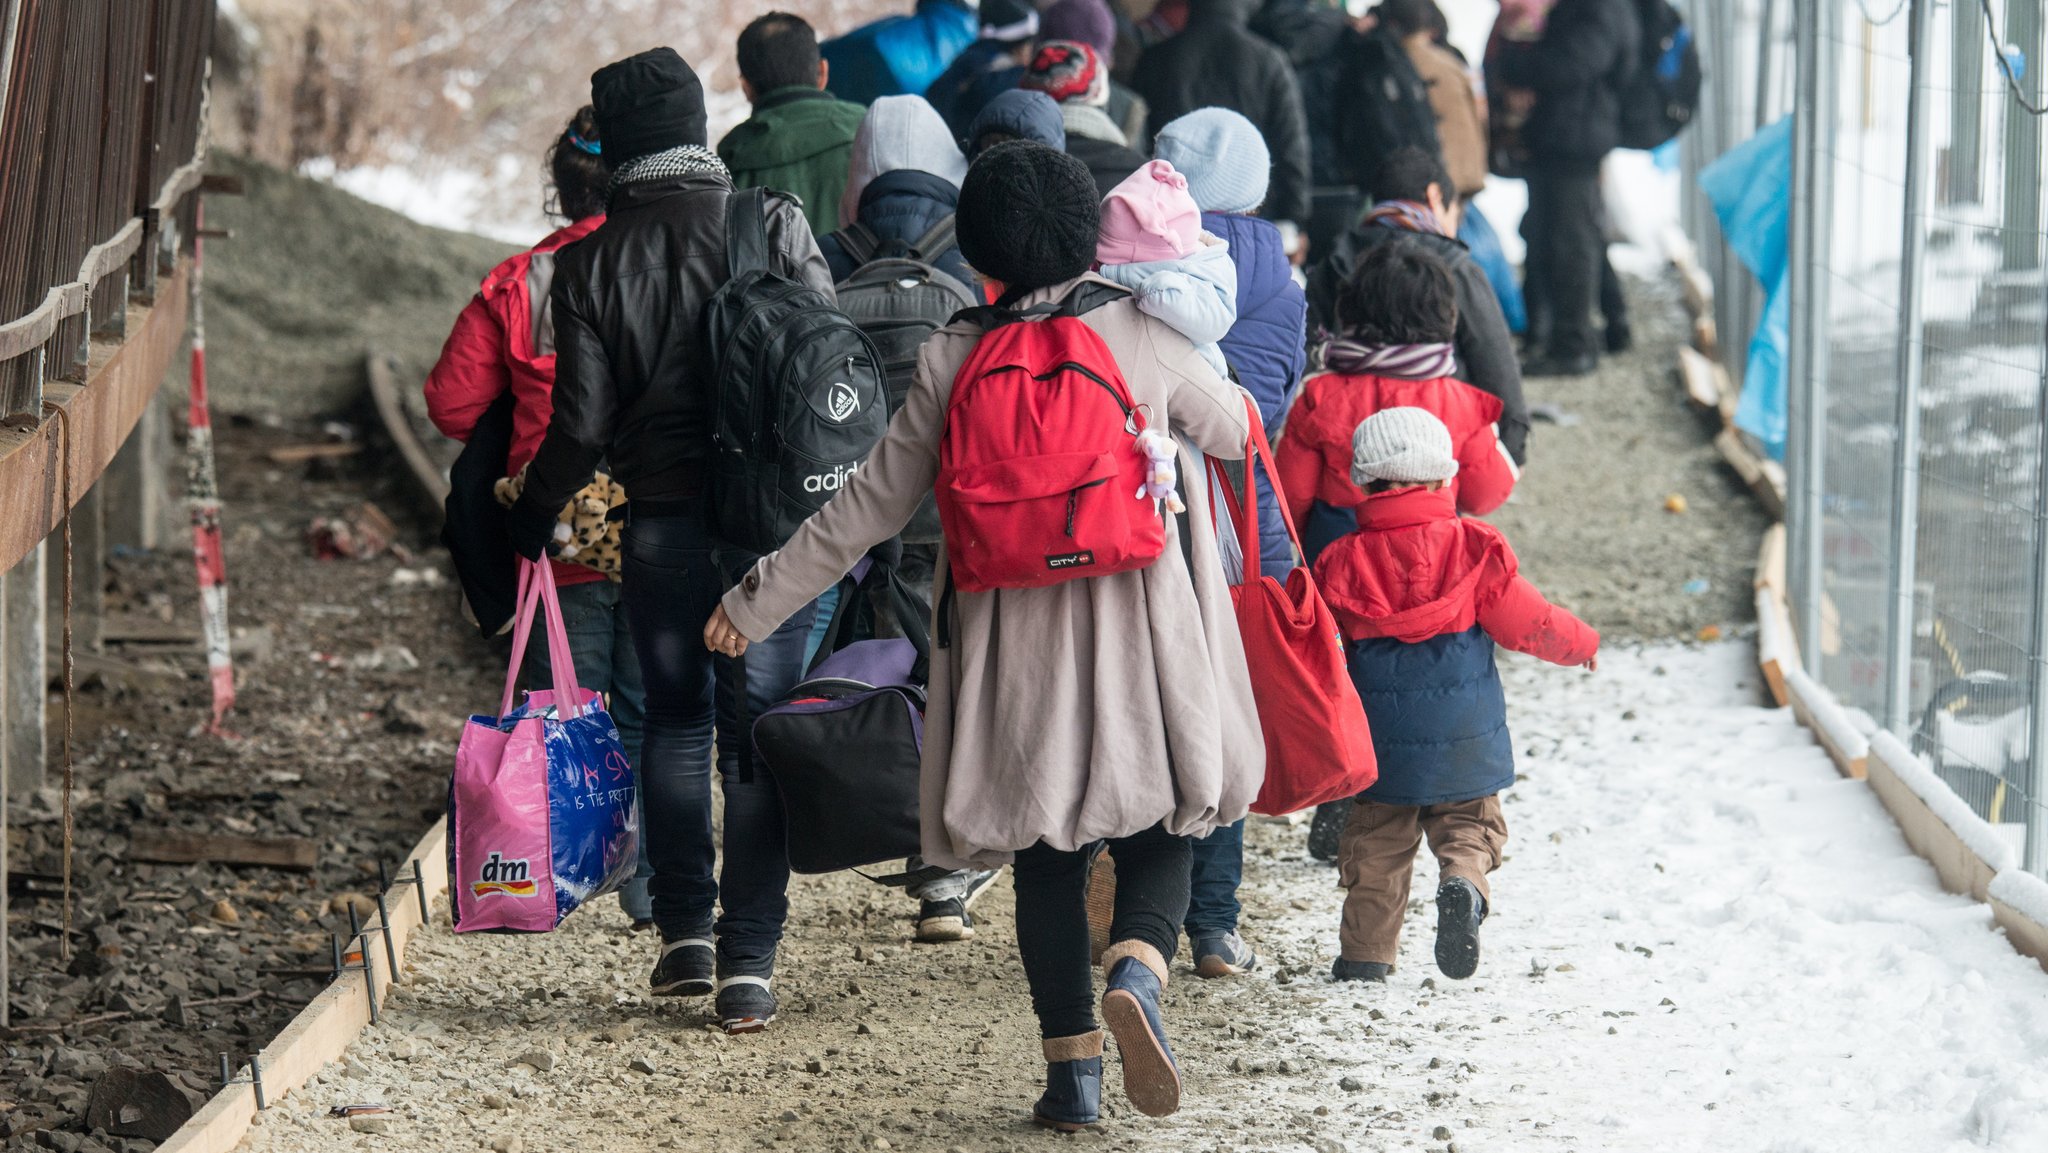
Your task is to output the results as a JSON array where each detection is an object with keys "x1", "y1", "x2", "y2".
[{"x1": 1, "y1": 417, "x2": 501, "y2": 1151}]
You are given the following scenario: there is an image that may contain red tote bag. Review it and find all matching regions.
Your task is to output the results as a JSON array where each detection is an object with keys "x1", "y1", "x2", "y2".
[{"x1": 1209, "y1": 399, "x2": 1377, "y2": 815}]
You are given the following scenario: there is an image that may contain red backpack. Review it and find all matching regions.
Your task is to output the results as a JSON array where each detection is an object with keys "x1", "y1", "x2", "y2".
[{"x1": 937, "y1": 286, "x2": 1165, "y2": 593}]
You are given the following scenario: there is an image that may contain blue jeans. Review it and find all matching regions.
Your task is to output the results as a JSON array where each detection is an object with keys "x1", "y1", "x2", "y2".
[
  {"x1": 621, "y1": 512, "x2": 816, "y2": 974},
  {"x1": 1186, "y1": 819, "x2": 1245, "y2": 936},
  {"x1": 524, "y1": 576, "x2": 651, "y2": 920}
]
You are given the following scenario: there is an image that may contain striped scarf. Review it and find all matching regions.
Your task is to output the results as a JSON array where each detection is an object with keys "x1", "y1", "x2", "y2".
[
  {"x1": 1322, "y1": 339, "x2": 1458, "y2": 380},
  {"x1": 606, "y1": 145, "x2": 729, "y2": 207},
  {"x1": 1363, "y1": 200, "x2": 1451, "y2": 238}
]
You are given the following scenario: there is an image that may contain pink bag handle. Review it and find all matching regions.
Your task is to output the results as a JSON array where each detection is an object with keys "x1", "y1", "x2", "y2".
[
  {"x1": 499, "y1": 558, "x2": 584, "y2": 719},
  {"x1": 1207, "y1": 394, "x2": 1304, "y2": 585}
]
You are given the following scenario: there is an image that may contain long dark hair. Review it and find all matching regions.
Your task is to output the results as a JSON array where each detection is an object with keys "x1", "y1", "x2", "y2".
[{"x1": 545, "y1": 105, "x2": 609, "y2": 222}]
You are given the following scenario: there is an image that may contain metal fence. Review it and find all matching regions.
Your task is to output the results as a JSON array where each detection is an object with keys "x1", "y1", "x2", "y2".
[{"x1": 1687, "y1": 0, "x2": 2048, "y2": 874}]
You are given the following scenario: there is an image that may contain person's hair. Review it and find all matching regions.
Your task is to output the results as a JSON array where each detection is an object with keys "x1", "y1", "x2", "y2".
[
  {"x1": 736, "y1": 12, "x2": 820, "y2": 95},
  {"x1": 1369, "y1": 145, "x2": 1453, "y2": 206},
  {"x1": 1365, "y1": 477, "x2": 1403, "y2": 494},
  {"x1": 1376, "y1": 0, "x2": 1446, "y2": 39},
  {"x1": 1335, "y1": 241, "x2": 1458, "y2": 344},
  {"x1": 545, "y1": 105, "x2": 610, "y2": 222},
  {"x1": 971, "y1": 130, "x2": 1020, "y2": 156}
]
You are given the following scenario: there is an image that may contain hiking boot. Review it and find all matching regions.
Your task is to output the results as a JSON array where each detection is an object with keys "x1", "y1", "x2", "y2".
[
  {"x1": 1306, "y1": 801, "x2": 1349, "y2": 863},
  {"x1": 1032, "y1": 1031, "x2": 1104, "y2": 1132},
  {"x1": 714, "y1": 975, "x2": 777, "y2": 1035},
  {"x1": 915, "y1": 897, "x2": 975, "y2": 943},
  {"x1": 1100, "y1": 943, "x2": 1181, "y2": 1117},
  {"x1": 1435, "y1": 878, "x2": 1487, "y2": 980},
  {"x1": 1331, "y1": 957, "x2": 1391, "y2": 983},
  {"x1": 649, "y1": 937, "x2": 713, "y2": 997},
  {"x1": 1521, "y1": 351, "x2": 1599, "y2": 378},
  {"x1": 1190, "y1": 930, "x2": 1257, "y2": 978}
]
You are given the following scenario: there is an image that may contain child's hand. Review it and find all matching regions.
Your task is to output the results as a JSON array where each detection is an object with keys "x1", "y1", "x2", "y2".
[{"x1": 1582, "y1": 655, "x2": 1599, "y2": 672}]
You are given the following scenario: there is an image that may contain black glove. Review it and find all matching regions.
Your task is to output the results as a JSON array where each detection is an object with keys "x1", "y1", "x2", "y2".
[{"x1": 506, "y1": 493, "x2": 558, "y2": 562}]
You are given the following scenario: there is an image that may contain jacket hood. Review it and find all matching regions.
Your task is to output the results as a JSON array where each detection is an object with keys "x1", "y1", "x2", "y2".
[
  {"x1": 965, "y1": 89, "x2": 1066, "y2": 153},
  {"x1": 1316, "y1": 487, "x2": 1511, "y2": 643},
  {"x1": 843, "y1": 94, "x2": 970, "y2": 227},
  {"x1": 715, "y1": 88, "x2": 862, "y2": 170},
  {"x1": 1061, "y1": 102, "x2": 1128, "y2": 147},
  {"x1": 1187, "y1": 0, "x2": 1257, "y2": 27},
  {"x1": 857, "y1": 168, "x2": 962, "y2": 217}
]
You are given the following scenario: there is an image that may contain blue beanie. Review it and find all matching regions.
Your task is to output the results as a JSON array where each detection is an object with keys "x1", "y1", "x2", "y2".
[{"x1": 1152, "y1": 108, "x2": 1271, "y2": 215}]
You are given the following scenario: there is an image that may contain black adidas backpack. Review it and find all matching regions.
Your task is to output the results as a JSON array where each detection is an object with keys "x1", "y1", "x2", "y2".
[
  {"x1": 1333, "y1": 24, "x2": 1443, "y2": 190},
  {"x1": 1617, "y1": 0, "x2": 1702, "y2": 151},
  {"x1": 703, "y1": 188, "x2": 889, "y2": 555},
  {"x1": 826, "y1": 216, "x2": 979, "y2": 543}
]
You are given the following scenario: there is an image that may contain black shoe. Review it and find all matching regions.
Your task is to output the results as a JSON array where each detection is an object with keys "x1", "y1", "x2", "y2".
[
  {"x1": 916, "y1": 897, "x2": 975, "y2": 942},
  {"x1": 714, "y1": 975, "x2": 777, "y2": 1034},
  {"x1": 649, "y1": 937, "x2": 714, "y2": 997},
  {"x1": 1604, "y1": 320, "x2": 1633, "y2": 353},
  {"x1": 1521, "y1": 351, "x2": 1599, "y2": 378},
  {"x1": 1331, "y1": 957, "x2": 1391, "y2": 982},
  {"x1": 1307, "y1": 800, "x2": 1350, "y2": 863},
  {"x1": 1435, "y1": 878, "x2": 1486, "y2": 980}
]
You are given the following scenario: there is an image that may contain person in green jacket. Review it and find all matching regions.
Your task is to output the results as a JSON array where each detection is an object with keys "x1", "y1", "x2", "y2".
[{"x1": 717, "y1": 12, "x2": 869, "y2": 236}]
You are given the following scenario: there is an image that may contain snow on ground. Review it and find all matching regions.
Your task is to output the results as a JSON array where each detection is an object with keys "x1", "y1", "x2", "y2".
[{"x1": 238, "y1": 642, "x2": 2048, "y2": 1153}]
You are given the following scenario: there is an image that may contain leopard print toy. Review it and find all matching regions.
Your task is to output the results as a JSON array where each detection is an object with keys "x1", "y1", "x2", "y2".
[{"x1": 494, "y1": 467, "x2": 626, "y2": 578}]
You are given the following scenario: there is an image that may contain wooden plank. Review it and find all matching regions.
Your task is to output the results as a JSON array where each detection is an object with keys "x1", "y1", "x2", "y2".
[
  {"x1": 1677, "y1": 346, "x2": 1722, "y2": 413},
  {"x1": 1714, "y1": 362, "x2": 1739, "y2": 426},
  {"x1": 0, "y1": 262, "x2": 189, "y2": 575},
  {"x1": 156, "y1": 818, "x2": 450, "y2": 1153},
  {"x1": 1784, "y1": 667, "x2": 1869, "y2": 780},
  {"x1": 366, "y1": 353, "x2": 450, "y2": 505},
  {"x1": 1753, "y1": 523, "x2": 1797, "y2": 707},
  {"x1": 1991, "y1": 895, "x2": 2048, "y2": 973},
  {"x1": 1715, "y1": 426, "x2": 1787, "y2": 519},
  {"x1": 1865, "y1": 740, "x2": 2002, "y2": 902},
  {"x1": 128, "y1": 830, "x2": 319, "y2": 872},
  {"x1": 265, "y1": 442, "x2": 363, "y2": 464},
  {"x1": 100, "y1": 613, "x2": 201, "y2": 646}
]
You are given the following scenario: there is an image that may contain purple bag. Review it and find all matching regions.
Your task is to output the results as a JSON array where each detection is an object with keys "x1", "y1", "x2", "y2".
[
  {"x1": 751, "y1": 563, "x2": 930, "y2": 874},
  {"x1": 449, "y1": 560, "x2": 638, "y2": 931}
]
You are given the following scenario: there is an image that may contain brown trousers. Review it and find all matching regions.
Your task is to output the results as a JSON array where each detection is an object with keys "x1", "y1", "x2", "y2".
[{"x1": 1336, "y1": 795, "x2": 1508, "y2": 965}]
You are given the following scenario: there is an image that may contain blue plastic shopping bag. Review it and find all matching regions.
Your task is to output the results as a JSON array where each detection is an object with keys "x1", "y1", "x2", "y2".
[{"x1": 1700, "y1": 115, "x2": 1793, "y2": 458}]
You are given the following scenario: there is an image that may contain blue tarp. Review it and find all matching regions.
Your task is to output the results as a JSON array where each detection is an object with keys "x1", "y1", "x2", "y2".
[{"x1": 1698, "y1": 114, "x2": 1792, "y2": 459}]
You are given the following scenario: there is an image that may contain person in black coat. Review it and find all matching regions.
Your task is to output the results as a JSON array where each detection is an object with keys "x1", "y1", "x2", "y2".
[
  {"x1": 1306, "y1": 147, "x2": 1530, "y2": 464},
  {"x1": 1497, "y1": 0, "x2": 1638, "y2": 377},
  {"x1": 1130, "y1": 0, "x2": 1312, "y2": 234}
]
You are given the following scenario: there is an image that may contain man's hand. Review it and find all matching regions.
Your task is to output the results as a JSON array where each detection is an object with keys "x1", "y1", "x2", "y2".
[{"x1": 704, "y1": 604, "x2": 750, "y2": 658}]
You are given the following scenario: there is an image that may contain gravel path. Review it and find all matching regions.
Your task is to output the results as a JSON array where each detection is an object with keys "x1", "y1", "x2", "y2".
[{"x1": 232, "y1": 644, "x2": 2048, "y2": 1153}]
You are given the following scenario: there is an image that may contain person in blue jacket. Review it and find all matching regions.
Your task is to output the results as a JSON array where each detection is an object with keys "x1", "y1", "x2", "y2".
[
  {"x1": 821, "y1": 0, "x2": 980, "y2": 107},
  {"x1": 1151, "y1": 106, "x2": 1309, "y2": 979},
  {"x1": 923, "y1": 0, "x2": 1043, "y2": 139}
]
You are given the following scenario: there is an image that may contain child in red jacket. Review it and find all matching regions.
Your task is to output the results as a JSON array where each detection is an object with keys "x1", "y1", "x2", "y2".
[
  {"x1": 1313, "y1": 406, "x2": 1597, "y2": 983},
  {"x1": 1277, "y1": 241, "x2": 1519, "y2": 566}
]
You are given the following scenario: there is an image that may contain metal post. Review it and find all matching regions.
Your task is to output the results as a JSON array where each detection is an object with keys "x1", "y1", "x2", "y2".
[
  {"x1": 1756, "y1": 0, "x2": 1782, "y2": 130},
  {"x1": 1786, "y1": 0, "x2": 1820, "y2": 660},
  {"x1": 1950, "y1": 0, "x2": 1987, "y2": 204},
  {"x1": 1798, "y1": 0, "x2": 1840, "y2": 669},
  {"x1": 2004, "y1": 0, "x2": 2044, "y2": 270},
  {"x1": 2026, "y1": 291, "x2": 2048, "y2": 875},
  {"x1": 1884, "y1": 0, "x2": 1938, "y2": 736}
]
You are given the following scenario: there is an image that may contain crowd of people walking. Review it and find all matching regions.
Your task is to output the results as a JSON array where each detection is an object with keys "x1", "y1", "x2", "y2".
[{"x1": 427, "y1": 0, "x2": 1666, "y2": 1130}]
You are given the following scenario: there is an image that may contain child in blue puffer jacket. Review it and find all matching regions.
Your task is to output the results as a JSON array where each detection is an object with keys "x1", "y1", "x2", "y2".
[{"x1": 1154, "y1": 108, "x2": 1311, "y2": 980}]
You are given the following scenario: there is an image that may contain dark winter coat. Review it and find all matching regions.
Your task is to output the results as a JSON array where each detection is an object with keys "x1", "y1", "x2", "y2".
[
  {"x1": 1316, "y1": 486, "x2": 1599, "y2": 806},
  {"x1": 924, "y1": 39, "x2": 1028, "y2": 141},
  {"x1": 1067, "y1": 132, "x2": 1149, "y2": 198},
  {"x1": 1497, "y1": 0, "x2": 1640, "y2": 165},
  {"x1": 1306, "y1": 223, "x2": 1530, "y2": 463},
  {"x1": 715, "y1": 87, "x2": 869, "y2": 236},
  {"x1": 1248, "y1": 0, "x2": 1351, "y2": 187},
  {"x1": 817, "y1": 170, "x2": 976, "y2": 291},
  {"x1": 1131, "y1": 0, "x2": 1312, "y2": 223},
  {"x1": 513, "y1": 173, "x2": 833, "y2": 524}
]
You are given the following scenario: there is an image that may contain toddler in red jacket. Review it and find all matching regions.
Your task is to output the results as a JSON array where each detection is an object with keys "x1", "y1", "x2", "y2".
[
  {"x1": 1277, "y1": 241, "x2": 1519, "y2": 566},
  {"x1": 1313, "y1": 406, "x2": 1598, "y2": 983}
]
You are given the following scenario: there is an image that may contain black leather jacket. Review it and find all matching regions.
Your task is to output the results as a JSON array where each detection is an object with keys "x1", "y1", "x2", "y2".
[{"x1": 515, "y1": 171, "x2": 834, "y2": 524}]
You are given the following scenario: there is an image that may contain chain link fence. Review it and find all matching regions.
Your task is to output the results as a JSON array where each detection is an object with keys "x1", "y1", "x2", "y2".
[{"x1": 1687, "y1": 0, "x2": 2048, "y2": 873}]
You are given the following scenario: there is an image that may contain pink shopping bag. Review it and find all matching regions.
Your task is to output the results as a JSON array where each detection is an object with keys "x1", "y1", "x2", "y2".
[{"x1": 449, "y1": 559, "x2": 638, "y2": 932}]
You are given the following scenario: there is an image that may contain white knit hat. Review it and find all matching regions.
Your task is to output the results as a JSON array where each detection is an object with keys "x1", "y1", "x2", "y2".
[{"x1": 1351, "y1": 407, "x2": 1461, "y2": 487}]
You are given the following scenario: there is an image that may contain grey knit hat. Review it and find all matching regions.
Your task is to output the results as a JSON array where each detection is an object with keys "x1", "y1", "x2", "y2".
[
  {"x1": 1153, "y1": 107, "x2": 1271, "y2": 214},
  {"x1": 1351, "y1": 407, "x2": 1460, "y2": 487},
  {"x1": 956, "y1": 140, "x2": 1100, "y2": 291}
]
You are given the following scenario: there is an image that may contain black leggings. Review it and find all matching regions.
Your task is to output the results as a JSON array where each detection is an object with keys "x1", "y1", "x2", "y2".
[{"x1": 1011, "y1": 823, "x2": 1191, "y2": 1040}]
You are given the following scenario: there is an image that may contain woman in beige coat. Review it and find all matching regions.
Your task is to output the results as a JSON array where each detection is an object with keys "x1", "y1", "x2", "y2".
[{"x1": 705, "y1": 142, "x2": 1264, "y2": 1128}]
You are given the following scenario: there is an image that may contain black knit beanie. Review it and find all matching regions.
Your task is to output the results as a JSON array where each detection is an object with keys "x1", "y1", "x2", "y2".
[
  {"x1": 591, "y1": 48, "x2": 707, "y2": 166},
  {"x1": 956, "y1": 141, "x2": 1100, "y2": 292}
]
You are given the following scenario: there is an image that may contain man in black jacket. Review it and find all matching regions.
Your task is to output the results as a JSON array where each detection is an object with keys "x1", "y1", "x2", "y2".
[
  {"x1": 1131, "y1": 0, "x2": 1311, "y2": 240},
  {"x1": 1498, "y1": 0, "x2": 1638, "y2": 377},
  {"x1": 1306, "y1": 147, "x2": 1531, "y2": 463},
  {"x1": 509, "y1": 47, "x2": 833, "y2": 1036}
]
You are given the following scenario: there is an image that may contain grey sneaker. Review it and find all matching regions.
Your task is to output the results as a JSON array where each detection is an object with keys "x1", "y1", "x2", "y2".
[
  {"x1": 960, "y1": 868, "x2": 1002, "y2": 910},
  {"x1": 714, "y1": 975, "x2": 776, "y2": 1034},
  {"x1": 1190, "y1": 930, "x2": 1257, "y2": 978}
]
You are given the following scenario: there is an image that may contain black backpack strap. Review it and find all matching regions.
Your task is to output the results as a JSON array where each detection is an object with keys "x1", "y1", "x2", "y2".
[
  {"x1": 725, "y1": 187, "x2": 775, "y2": 279},
  {"x1": 950, "y1": 282, "x2": 1133, "y2": 331},
  {"x1": 906, "y1": 215, "x2": 957, "y2": 262},
  {"x1": 832, "y1": 222, "x2": 881, "y2": 268}
]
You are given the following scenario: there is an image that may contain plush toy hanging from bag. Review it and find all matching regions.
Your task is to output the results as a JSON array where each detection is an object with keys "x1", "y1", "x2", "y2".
[{"x1": 494, "y1": 466, "x2": 626, "y2": 576}]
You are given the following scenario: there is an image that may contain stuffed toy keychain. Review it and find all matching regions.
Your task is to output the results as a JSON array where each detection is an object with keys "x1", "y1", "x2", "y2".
[{"x1": 1134, "y1": 427, "x2": 1186, "y2": 515}]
